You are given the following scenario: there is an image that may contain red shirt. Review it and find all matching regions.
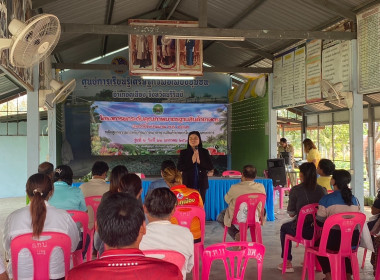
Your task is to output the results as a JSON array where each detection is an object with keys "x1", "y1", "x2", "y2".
[{"x1": 67, "y1": 248, "x2": 183, "y2": 280}]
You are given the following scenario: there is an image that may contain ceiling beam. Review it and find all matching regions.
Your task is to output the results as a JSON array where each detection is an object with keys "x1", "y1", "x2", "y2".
[
  {"x1": 204, "y1": 0, "x2": 266, "y2": 51},
  {"x1": 101, "y1": 0, "x2": 116, "y2": 56},
  {"x1": 306, "y1": 0, "x2": 356, "y2": 20},
  {"x1": 53, "y1": 9, "x2": 164, "y2": 55},
  {"x1": 228, "y1": 0, "x2": 266, "y2": 28},
  {"x1": 172, "y1": 10, "x2": 273, "y2": 61},
  {"x1": 32, "y1": 0, "x2": 58, "y2": 9},
  {"x1": 324, "y1": 101, "x2": 342, "y2": 110},
  {"x1": 167, "y1": 0, "x2": 183, "y2": 20},
  {"x1": 363, "y1": 95, "x2": 375, "y2": 105},
  {"x1": 60, "y1": 23, "x2": 356, "y2": 40},
  {"x1": 52, "y1": 63, "x2": 272, "y2": 73},
  {"x1": 198, "y1": 0, "x2": 207, "y2": 28}
]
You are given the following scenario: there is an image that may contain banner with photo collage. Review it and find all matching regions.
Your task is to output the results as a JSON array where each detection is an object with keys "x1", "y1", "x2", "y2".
[{"x1": 128, "y1": 19, "x2": 203, "y2": 76}]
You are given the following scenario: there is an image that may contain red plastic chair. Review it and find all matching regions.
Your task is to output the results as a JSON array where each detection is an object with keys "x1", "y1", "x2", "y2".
[
  {"x1": 223, "y1": 193, "x2": 266, "y2": 243},
  {"x1": 143, "y1": 250, "x2": 186, "y2": 271},
  {"x1": 67, "y1": 210, "x2": 90, "y2": 265},
  {"x1": 222, "y1": 170, "x2": 242, "y2": 177},
  {"x1": 172, "y1": 205, "x2": 205, "y2": 280},
  {"x1": 84, "y1": 195, "x2": 102, "y2": 261},
  {"x1": 202, "y1": 241, "x2": 265, "y2": 280},
  {"x1": 282, "y1": 203, "x2": 319, "y2": 274},
  {"x1": 302, "y1": 212, "x2": 366, "y2": 280},
  {"x1": 10, "y1": 232, "x2": 71, "y2": 280}
]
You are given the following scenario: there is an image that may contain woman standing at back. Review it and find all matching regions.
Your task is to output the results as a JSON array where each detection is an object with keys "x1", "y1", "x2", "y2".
[
  {"x1": 3, "y1": 174, "x2": 79, "y2": 280},
  {"x1": 303, "y1": 138, "x2": 321, "y2": 168}
]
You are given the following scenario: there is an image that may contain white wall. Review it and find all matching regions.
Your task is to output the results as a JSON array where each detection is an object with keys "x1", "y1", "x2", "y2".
[{"x1": 0, "y1": 136, "x2": 48, "y2": 198}]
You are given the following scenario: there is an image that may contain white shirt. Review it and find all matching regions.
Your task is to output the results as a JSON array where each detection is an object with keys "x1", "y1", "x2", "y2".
[
  {"x1": 3, "y1": 202, "x2": 80, "y2": 280},
  {"x1": 140, "y1": 220, "x2": 194, "y2": 279}
]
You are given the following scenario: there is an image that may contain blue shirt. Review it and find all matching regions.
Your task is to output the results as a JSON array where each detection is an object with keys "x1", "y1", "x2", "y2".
[
  {"x1": 147, "y1": 178, "x2": 169, "y2": 193},
  {"x1": 49, "y1": 181, "x2": 87, "y2": 211},
  {"x1": 316, "y1": 190, "x2": 360, "y2": 223}
]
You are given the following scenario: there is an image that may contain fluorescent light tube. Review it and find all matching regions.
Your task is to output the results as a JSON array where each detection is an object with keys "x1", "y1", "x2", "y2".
[{"x1": 141, "y1": 76, "x2": 195, "y2": 80}]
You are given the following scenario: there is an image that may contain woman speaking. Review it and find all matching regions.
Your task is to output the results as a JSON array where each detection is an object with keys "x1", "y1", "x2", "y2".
[{"x1": 178, "y1": 131, "x2": 213, "y2": 203}]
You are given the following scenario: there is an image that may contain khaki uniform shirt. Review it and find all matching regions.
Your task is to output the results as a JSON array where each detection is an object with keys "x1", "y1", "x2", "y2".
[{"x1": 224, "y1": 180, "x2": 266, "y2": 227}]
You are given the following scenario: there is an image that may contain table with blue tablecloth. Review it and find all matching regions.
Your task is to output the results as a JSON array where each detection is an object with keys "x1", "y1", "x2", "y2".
[{"x1": 74, "y1": 177, "x2": 274, "y2": 222}]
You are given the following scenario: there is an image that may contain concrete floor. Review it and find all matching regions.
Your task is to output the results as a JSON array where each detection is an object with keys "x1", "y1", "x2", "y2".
[{"x1": 0, "y1": 196, "x2": 376, "y2": 280}]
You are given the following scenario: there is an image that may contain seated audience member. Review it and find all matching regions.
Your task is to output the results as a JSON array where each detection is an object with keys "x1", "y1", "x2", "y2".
[
  {"x1": 48, "y1": 165, "x2": 87, "y2": 211},
  {"x1": 118, "y1": 173, "x2": 143, "y2": 198},
  {"x1": 165, "y1": 167, "x2": 203, "y2": 207},
  {"x1": 3, "y1": 174, "x2": 79, "y2": 280},
  {"x1": 0, "y1": 259, "x2": 8, "y2": 280},
  {"x1": 217, "y1": 165, "x2": 266, "y2": 242},
  {"x1": 94, "y1": 173, "x2": 142, "y2": 257},
  {"x1": 67, "y1": 192, "x2": 182, "y2": 280},
  {"x1": 26, "y1": 161, "x2": 56, "y2": 205},
  {"x1": 109, "y1": 165, "x2": 128, "y2": 193},
  {"x1": 140, "y1": 188, "x2": 194, "y2": 279},
  {"x1": 316, "y1": 170, "x2": 360, "y2": 280},
  {"x1": 147, "y1": 160, "x2": 176, "y2": 193},
  {"x1": 317, "y1": 159, "x2": 335, "y2": 191},
  {"x1": 369, "y1": 191, "x2": 380, "y2": 275},
  {"x1": 278, "y1": 162, "x2": 326, "y2": 272},
  {"x1": 38, "y1": 161, "x2": 55, "y2": 180},
  {"x1": 162, "y1": 167, "x2": 203, "y2": 242},
  {"x1": 80, "y1": 161, "x2": 109, "y2": 229}
]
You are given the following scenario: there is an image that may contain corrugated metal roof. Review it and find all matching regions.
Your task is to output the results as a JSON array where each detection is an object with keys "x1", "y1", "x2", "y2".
[
  {"x1": 111, "y1": 0, "x2": 160, "y2": 24},
  {"x1": 42, "y1": 0, "x2": 108, "y2": 25},
  {"x1": 3, "y1": 0, "x2": 379, "y2": 114}
]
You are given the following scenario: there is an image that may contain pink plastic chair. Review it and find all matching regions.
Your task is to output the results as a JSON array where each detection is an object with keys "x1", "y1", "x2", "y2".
[
  {"x1": 142, "y1": 250, "x2": 186, "y2": 271},
  {"x1": 172, "y1": 205, "x2": 205, "y2": 280},
  {"x1": 84, "y1": 195, "x2": 102, "y2": 261},
  {"x1": 222, "y1": 170, "x2": 242, "y2": 177},
  {"x1": 223, "y1": 193, "x2": 266, "y2": 243},
  {"x1": 282, "y1": 203, "x2": 319, "y2": 274},
  {"x1": 202, "y1": 241, "x2": 265, "y2": 280},
  {"x1": 302, "y1": 212, "x2": 366, "y2": 280},
  {"x1": 67, "y1": 210, "x2": 90, "y2": 265},
  {"x1": 376, "y1": 244, "x2": 380, "y2": 280},
  {"x1": 10, "y1": 232, "x2": 71, "y2": 280}
]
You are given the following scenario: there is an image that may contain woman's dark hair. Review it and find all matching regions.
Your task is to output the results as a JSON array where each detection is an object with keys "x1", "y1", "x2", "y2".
[
  {"x1": 303, "y1": 138, "x2": 317, "y2": 152},
  {"x1": 318, "y1": 159, "x2": 335, "y2": 176},
  {"x1": 186, "y1": 131, "x2": 203, "y2": 149},
  {"x1": 332, "y1": 169, "x2": 353, "y2": 206},
  {"x1": 110, "y1": 165, "x2": 129, "y2": 193},
  {"x1": 26, "y1": 173, "x2": 53, "y2": 237},
  {"x1": 54, "y1": 165, "x2": 73, "y2": 185},
  {"x1": 144, "y1": 188, "x2": 177, "y2": 219},
  {"x1": 118, "y1": 173, "x2": 142, "y2": 198},
  {"x1": 299, "y1": 162, "x2": 317, "y2": 191}
]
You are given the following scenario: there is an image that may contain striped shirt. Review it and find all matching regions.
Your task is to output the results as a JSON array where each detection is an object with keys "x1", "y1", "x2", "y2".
[{"x1": 316, "y1": 190, "x2": 360, "y2": 224}]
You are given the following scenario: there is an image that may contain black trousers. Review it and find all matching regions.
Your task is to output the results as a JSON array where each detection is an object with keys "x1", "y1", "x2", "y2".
[{"x1": 316, "y1": 229, "x2": 360, "y2": 274}]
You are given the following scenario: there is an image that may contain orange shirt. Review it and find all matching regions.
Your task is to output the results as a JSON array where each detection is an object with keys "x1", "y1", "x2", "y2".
[{"x1": 170, "y1": 185, "x2": 203, "y2": 240}]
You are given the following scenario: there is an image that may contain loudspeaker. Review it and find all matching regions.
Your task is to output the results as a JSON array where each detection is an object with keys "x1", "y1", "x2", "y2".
[{"x1": 267, "y1": 158, "x2": 287, "y2": 186}]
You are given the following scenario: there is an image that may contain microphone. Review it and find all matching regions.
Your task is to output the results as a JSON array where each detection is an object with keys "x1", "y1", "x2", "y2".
[{"x1": 194, "y1": 146, "x2": 198, "y2": 150}]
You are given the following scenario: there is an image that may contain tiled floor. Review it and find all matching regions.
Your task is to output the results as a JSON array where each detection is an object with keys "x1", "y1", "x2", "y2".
[{"x1": 0, "y1": 196, "x2": 376, "y2": 280}]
